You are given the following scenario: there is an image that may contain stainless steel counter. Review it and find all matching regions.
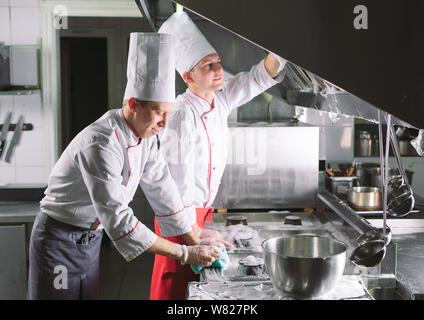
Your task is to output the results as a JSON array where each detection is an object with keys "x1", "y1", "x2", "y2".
[
  {"x1": 188, "y1": 210, "x2": 374, "y2": 300},
  {"x1": 188, "y1": 209, "x2": 424, "y2": 300},
  {"x1": 0, "y1": 201, "x2": 38, "y2": 299},
  {"x1": 0, "y1": 201, "x2": 39, "y2": 223},
  {"x1": 187, "y1": 275, "x2": 373, "y2": 300},
  {"x1": 366, "y1": 218, "x2": 424, "y2": 299},
  {"x1": 394, "y1": 232, "x2": 424, "y2": 299}
]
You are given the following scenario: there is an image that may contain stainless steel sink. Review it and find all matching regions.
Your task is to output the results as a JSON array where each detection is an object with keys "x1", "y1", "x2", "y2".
[
  {"x1": 367, "y1": 287, "x2": 404, "y2": 300},
  {"x1": 361, "y1": 276, "x2": 414, "y2": 300}
]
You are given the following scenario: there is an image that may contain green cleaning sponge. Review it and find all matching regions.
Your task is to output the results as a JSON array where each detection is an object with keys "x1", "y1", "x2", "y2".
[{"x1": 191, "y1": 246, "x2": 230, "y2": 274}]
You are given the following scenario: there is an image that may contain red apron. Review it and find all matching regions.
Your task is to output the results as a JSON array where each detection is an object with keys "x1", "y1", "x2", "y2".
[{"x1": 149, "y1": 207, "x2": 213, "y2": 300}]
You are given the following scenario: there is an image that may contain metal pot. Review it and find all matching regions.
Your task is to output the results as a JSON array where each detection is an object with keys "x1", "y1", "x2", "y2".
[
  {"x1": 355, "y1": 163, "x2": 414, "y2": 187},
  {"x1": 355, "y1": 131, "x2": 373, "y2": 156},
  {"x1": 262, "y1": 235, "x2": 347, "y2": 299},
  {"x1": 347, "y1": 186, "x2": 382, "y2": 211}
]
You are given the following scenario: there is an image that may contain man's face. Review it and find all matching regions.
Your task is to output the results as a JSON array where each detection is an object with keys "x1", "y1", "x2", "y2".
[
  {"x1": 187, "y1": 53, "x2": 224, "y2": 92},
  {"x1": 134, "y1": 100, "x2": 174, "y2": 138}
]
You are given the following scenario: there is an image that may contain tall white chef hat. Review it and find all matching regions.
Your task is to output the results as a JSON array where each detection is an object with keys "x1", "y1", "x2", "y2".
[
  {"x1": 124, "y1": 32, "x2": 176, "y2": 103},
  {"x1": 158, "y1": 11, "x2": 217, "y2": 77}
]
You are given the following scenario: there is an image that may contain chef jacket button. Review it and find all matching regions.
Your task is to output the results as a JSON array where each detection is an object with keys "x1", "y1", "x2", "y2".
[
  {"x1": 213, "y1": 167, "x2": 216, "y2": 170},
  {"x1": 204, "y1": 116, "x2": 207, "y2": 120}
]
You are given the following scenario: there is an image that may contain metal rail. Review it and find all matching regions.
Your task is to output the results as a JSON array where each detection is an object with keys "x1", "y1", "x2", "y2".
[{"x1": 317, "y1": 190, "x2": 376, "y2": 235}]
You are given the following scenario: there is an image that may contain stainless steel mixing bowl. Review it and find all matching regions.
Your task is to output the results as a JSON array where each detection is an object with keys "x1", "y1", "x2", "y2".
[{"x1": 262, "y1": 235, "x2": 347, "y2": 299}]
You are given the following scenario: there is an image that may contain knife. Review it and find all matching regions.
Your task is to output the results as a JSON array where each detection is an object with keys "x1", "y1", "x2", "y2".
[
  {"x1": 5, "y1": 115, "x2": 24, "y2": 163},
  {"x1": 0, "y1": 111, "x2": 12, "y2": 159}
]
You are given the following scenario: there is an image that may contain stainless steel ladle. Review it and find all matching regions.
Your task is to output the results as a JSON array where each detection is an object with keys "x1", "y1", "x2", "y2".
[
  {"x1": 350, "y1": 240, "x2": 387, "y2": 268},
  {"x1": 317, "y1": 191, "x2": 391, "y2": 268},
  {"x1": 387, "y1": 122, "x2": 415, "y2": 217}
]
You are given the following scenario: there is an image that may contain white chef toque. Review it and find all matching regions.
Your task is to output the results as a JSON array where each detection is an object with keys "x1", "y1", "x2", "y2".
[
  {"x1": 124, "y1": 32, "x2": 176, "y2": 103},
  {"x1": 158, "y1": 11, "x2": 217, "y2": 77}
]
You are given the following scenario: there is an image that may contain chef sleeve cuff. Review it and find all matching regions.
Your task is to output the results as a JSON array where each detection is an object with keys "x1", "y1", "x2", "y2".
[
  {"x1": 257, "y1": 58, "x2": 281, "y2": 86},
  {"x1": 112, "y1": 222, "x2": 158, "y2": 262},
  {"x1": 155, "y1": 203, "x2": 195, "y2": 237}
]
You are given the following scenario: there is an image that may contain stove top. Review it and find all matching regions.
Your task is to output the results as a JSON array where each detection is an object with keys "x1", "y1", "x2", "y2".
[
  {"x1": 187, "y1": 275, "x2": 373, "y2": 300},
  {"x1": 191, "y1": 211, "x2": 374, "y2": 300}
]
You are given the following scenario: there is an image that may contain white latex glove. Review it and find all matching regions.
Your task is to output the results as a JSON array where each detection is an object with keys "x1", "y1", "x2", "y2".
[
  {"x1": 199, "y1": 228, "x2": 221, "y2": 239},
  {"x1": 173, "y1": 244, "x2": 220, "y2": 266},
  {"x1": 188, "y1": 244, "x2": 222, "y2": 266},
  {"x1": 199, "y1": 228, "x2": 233, "y2": 248},
  {"x1": 199, "y1": 237, "x2": 233, "y2": 248}
]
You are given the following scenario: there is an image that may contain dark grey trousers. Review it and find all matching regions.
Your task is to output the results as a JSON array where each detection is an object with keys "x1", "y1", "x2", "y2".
[{"x1": 28, "y1": 211, "x2": 104, "y2": 300}]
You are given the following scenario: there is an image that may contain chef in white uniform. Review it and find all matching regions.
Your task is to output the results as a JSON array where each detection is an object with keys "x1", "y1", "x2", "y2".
[
  {"x1": 150, "y1": 11, "x2": 287, "y2": 300},
  {"x1": 27, "y1": 32, "x2": 219, "y2": 300}
]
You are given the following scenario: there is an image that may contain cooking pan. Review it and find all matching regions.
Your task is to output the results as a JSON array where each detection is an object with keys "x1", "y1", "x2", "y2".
[
  {"x1": 355, "y1": 163, "x2": 414, "y2": 187},
  {"x1": 347, "y1": 186, "x2": 382, "y2": 211}
]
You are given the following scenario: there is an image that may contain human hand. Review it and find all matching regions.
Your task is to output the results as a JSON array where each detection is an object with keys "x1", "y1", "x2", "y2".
[
  {"x1": 185, "y1": 244, "x2": 221, "y2": 266},
  {"x1": 266, "y1": 52, "x2": 287, "y2": 76},
  {"x1": 199, "y1": 228, "x2": 233, "y2": 248}
]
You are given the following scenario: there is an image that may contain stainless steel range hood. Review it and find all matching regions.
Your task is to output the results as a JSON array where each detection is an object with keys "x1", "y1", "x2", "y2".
[{"x1": 149, "y1": 0, "x2": 423, "y2": 130}]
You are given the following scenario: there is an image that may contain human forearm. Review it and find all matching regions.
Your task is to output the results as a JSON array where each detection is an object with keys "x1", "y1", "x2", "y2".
[
  {"x1": 147, "y1": 236, "x2": 219, "y2": 266},
  {"x1": 147, "y1": 236, "x2": 186, "y2": 260},
  {"x1": 181, "y1": 223, "x2": 200, "y2": 245}
]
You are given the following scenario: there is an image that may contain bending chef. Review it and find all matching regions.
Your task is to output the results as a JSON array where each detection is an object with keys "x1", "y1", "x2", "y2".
[{"x1": 28, "y1": 32, "x2": 219, "y2": 300}]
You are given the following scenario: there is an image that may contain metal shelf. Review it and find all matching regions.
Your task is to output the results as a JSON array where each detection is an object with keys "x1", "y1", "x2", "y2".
[{"x1": 0, "y1": 89, "x2": 40, "y2": 96}]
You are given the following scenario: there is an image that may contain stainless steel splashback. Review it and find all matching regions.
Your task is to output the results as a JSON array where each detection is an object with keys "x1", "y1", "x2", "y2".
[
  {"x1": 212, "y1": 122, "x2": 319, "y2": 209},
  {"x1": 172, "y1": 0, "x2": 424, "y2": 130}
]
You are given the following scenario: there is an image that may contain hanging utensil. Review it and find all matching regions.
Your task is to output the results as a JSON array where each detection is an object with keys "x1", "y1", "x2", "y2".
[
  {"x1": 378, "y1": 110, "x2": 389, "y2": 240},
  {"x1": 317, "y1": 190, "x2": 388, "y2": 268},
  {"x1": 0, "y1": 111, "x2": 12, "y2": 159},
  {"x1": 4, "y1": 115, "x2": 24, "y2": 163},
  {"x1": 386, "y1": 116, "x2": 415, "y2": 217},
  {"x1": 350, "y1": 240, "x2": 387, "y2": 268}
]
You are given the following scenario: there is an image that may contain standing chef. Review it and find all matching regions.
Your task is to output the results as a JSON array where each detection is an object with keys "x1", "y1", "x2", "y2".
[
  {"x1": 28, "y1": 32, "x2": 219, "y2": 300},
  {"x1": 150, "y1": 12, "x2": 287, "y2": 300}
]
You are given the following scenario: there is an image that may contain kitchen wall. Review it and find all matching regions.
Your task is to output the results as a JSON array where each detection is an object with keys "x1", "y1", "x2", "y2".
[
  {"x1": 0, "y1": 0, "x2": 48, "y2": 188},
  {"x1": 0, "y1": 0, "x2": 40, "y2": 46}
]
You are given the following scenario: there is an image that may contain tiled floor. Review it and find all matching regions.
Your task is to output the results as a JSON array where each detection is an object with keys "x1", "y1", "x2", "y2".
[{"x1": 98, "y1": 238, "x2": 154, "y2": 300}]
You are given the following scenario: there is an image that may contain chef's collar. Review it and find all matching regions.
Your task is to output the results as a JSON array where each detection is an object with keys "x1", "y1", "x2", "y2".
[
  {"x1": 187, "y1": 89, "x2": 215, "y2": 114},
  {"x1": 115, "y1": 109, "x2": 142, "y2": 147}
]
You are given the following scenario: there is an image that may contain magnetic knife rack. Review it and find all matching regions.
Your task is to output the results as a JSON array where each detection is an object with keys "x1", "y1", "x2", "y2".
[{"x1": 0, "y1": 123, "x2": 33, "y2": 131}]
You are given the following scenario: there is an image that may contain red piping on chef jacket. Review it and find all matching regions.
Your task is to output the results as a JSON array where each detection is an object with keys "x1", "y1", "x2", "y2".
[
  {"x1": 124, "y1": 141, "x2": 142, "y2": 187},
  {"x1": 114, "y1": 117, "x2": 142, "y2": 187},
  {"x1": 186, "y1": 96, "x2": 213, "y2": 208},
  {"x1": 114, "y1": 129, "x2": 120, "y2": 142},
  {"x1": 155, "y1": 202, "x2": 194, "y2": 218},
  {"x1": 189, "y1": 90, "x2": 215, "y2": 112},
  {"x1": 253, "y1": 75, "x2": 266, "y2": 90},
  {"x1": 112, "y1": 221, "x2": 140, "y2": 242},
  {"x1": 121, "y1": 109, "x2": 141, "y2": 142}
]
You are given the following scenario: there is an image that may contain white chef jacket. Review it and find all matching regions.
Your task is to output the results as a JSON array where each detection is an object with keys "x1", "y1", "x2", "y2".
[
  {"x1": 160, "y1": 58, "x2": 284, "y2": 225},
  {"x1": 40, "y1": 109, "x2": 195, "y2": 261}
]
